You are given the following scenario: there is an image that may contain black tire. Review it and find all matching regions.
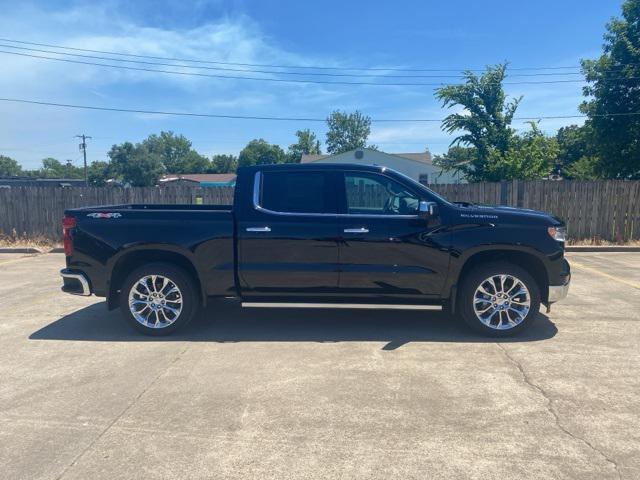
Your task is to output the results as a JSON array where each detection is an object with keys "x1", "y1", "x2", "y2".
[
  {"x1": 119, "y1": 262, "x2": 199, "y2": 336},
  {"x1": 457, "y1": 262, "x2": 540, "y2": 337}
]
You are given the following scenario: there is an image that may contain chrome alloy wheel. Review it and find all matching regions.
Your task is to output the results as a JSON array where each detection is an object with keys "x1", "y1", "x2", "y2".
[
  {"x1": 128, "y1": 275, "x2": 183, "y2": 329},
  {"x1": 473, "y1": 274, "x2": 531, "y2": 330}
]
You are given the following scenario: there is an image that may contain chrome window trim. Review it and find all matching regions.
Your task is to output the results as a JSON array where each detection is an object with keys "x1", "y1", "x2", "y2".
[{"x1": 252, "y1": 170, "x2": 421, "y2": 219}]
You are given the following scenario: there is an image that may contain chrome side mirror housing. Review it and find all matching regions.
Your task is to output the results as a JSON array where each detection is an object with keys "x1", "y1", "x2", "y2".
[{"x1": 419, "y1": 201, "x2": 438, "y2": 217}]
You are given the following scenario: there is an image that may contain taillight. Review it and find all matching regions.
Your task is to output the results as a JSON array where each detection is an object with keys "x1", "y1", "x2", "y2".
[{"x1": 62, "y1": 216, "x2": 76, "y2": 256}]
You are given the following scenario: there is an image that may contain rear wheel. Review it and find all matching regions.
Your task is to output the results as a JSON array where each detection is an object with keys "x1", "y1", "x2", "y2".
[
  {"x1": 458, "y1": 262, "x2": 540, "y2": 337},
  {"x1": 119, "y1": 263, "x2": 198, "y2": 336}
]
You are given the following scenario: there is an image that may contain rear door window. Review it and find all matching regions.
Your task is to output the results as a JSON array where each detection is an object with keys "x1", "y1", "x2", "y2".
[{"x1": 261, "y1": 171, "x2": 335, "y2": 214}]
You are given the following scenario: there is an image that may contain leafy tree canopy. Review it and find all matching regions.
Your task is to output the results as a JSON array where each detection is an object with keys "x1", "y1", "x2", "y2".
[
  {"x1": 107, "y1": 142, "x2": 165, "y2": 187},
  {"x1": 564, "y1": 156, "x2": 601, "y2": 180},
  {"x1": 432, "y1": 146, "x2": 477, "y2": 179},
  {"x1": 0, "y1": 155, "x2": 22, "y2": 176},
  {"x1": 39, "y1": 158, "x2": 85, "y2": 179},
  {"x1": 555, "y1": 124, "x2": 600, "y2": 179},
  {"x1": 483, "y1": 123, "x2": 558, "y2": 181},
  {"x1": 210, "y1": 154, "x2": 238, "y2": 173},
  {"x1": 238, "y1": 139, "x2": 286, "y2": 167},
  {"x1": 325, "y1": 110, "x2": 374, "y2": 154},
  {"x1": 142, "y1": 131, "x2": 209, "y2": 174},
  {"x1": 87, "y1": 161, "x2": 111, "y2": 186},
  {"x1": 581, "y1": 0, "x2": 640, "y2": 179},
  {"x1": 287, "y1": 129, "x2": 321, "y2": 163},
  {"x1": 435, "y1": 64, "x2": 521, "y2": 181}
]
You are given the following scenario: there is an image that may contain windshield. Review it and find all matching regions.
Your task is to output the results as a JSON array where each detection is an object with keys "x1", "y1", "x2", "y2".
[{"x1": 383, "y1": 167, "x2": 453, "y2": 205}]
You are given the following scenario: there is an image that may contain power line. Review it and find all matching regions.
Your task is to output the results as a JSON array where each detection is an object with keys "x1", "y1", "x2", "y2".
[
  {"x1": 5, "y1": 97, "x2": 639, "y2": 122},
  {"x1": 0, "y1": 43, "x2": 586, "y2": 79},
  {"x1": 0, "y1": 37, "x2": 585, "y2": 73},
  {"x1": 0, "y1": 97, "x2": 330, "y2": 121},
  {"x1": 0, "y1": 49, "x2": 602, "y2": 87}
]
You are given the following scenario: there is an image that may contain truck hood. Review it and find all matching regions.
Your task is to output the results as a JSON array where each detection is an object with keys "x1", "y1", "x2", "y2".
[{"x1": 453, "y1": 203, "x2": 563, "y2": 226}]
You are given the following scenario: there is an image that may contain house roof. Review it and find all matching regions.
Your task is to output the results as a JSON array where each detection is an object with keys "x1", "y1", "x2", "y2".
[
  {"x1": 159, "y1": 173, "x2": 236, "y2": 184},
  {"x1": 301, "y1": 154, "x2": 329, "y2": 163},
  {"x1": 301, "y1": 148, "x2": 432, "y2": 166}
]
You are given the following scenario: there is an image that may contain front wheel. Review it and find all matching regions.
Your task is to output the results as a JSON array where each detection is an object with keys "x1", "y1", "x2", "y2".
[
  {"x1": 119, "y1": 263, "x2": 199, "y2": 336},
  {"x1": 458, "y1": 262, "x2": 540, "y2": 337}
]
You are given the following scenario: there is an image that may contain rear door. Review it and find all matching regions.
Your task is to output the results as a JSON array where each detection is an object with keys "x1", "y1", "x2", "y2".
[
  {"x1": 236, "y1": 169, "x2": 341, "y2": 298},
  {"x1": 337, "y1": 171, "x2": 450, "y2": 300}
]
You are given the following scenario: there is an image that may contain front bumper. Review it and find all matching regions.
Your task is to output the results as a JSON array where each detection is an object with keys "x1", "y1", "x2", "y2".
[
  {"x1": 60, "y1": 269, "x2": 92, "y2": 296},
  {"x1": 548, "y1": 277, "x2": 570, "y2": 303}
]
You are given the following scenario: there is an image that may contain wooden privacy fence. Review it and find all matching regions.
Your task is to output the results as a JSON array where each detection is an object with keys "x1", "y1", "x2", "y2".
[
  {"x1": 428, "y1": 180, "x2": 640, "y2": 242},
  {"x1": 0, "y1": 186, "x2": 234, "y2": 240},
  {"x1": 0, "y1": 180, "x2": 639, "y2": 242}
]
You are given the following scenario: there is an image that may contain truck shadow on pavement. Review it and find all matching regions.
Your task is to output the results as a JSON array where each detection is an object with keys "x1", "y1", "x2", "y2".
[{"x1": 30, "y1": 300, "x2": 557, "y2": 349}]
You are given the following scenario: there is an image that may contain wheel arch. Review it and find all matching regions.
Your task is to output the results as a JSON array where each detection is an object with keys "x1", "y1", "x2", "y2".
[
  {"x1": 449, "y1": 248, "x2": 549, "y2": 312},
  {"x1": 107, "y1": 246, "x2": 205, "y2": 310}
]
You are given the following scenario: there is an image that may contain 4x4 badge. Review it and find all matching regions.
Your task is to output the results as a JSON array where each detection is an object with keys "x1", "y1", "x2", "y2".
[{"x1": 87, "y1": 212, "x2": 122, "y2": 219}]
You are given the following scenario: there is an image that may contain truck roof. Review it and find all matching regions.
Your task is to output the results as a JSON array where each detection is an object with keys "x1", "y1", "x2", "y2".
[{"x1": 237, "y1": 163, "x2": 387, "y2": 174}]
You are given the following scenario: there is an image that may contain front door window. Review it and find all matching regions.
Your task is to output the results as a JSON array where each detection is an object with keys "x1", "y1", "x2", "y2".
[{"x1": 344, "y1": 173, "x2": 419, "y2": 216}]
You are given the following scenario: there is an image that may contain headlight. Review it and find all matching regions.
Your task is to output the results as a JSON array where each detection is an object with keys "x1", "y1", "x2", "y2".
[{"x1": 547, "y1": 226, "x2": 567, "y2": 242}]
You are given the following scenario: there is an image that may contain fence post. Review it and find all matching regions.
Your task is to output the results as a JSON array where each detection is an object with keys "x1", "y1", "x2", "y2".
[{"x1": 499, "y1": 181, "x2": 508, "y2": 205}]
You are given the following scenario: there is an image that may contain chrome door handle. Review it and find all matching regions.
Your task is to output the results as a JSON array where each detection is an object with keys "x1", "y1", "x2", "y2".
[
  {"x1": 246, "y1": 226, "x2": 271, "y2": 232},
  {"x1": 343, "y1": 228, "x2": 369, "y2": 233}
]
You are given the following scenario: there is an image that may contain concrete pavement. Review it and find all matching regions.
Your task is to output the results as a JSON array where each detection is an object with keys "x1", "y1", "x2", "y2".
[{"x1": 0, "y1": 252, "x2": 638, "y2": 479}]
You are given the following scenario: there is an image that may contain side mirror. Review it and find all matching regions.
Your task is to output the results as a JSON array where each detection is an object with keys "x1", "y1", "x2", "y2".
[{"x1": 419, "y1": 201, "x2": 438, "y2": 217}]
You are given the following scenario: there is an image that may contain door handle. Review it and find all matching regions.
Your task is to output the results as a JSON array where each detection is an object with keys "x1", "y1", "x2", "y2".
[
  {"x1": 343, "y1": 228, "x2": 369, "y2": 233},
  {"x1": 246, "y1": 226, "x2": 271, "y2": 232}
]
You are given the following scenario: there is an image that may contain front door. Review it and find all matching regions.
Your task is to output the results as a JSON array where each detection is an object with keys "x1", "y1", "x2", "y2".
[
  {"x1": 338, "y1": 171, "x2": 450, "y2": 300},
  {"x1": 237, "y1": 169, "x2": 340, "y2": 298}
]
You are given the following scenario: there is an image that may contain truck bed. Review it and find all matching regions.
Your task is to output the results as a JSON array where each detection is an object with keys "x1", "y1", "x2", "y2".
[{"x1": 64, "y1": 203, "x2": 236, "y2": 299}]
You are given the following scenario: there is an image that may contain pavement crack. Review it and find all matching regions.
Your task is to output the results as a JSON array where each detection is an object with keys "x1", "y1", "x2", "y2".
[
  {"x1": 54, "y1": 344, "x2": 190, "y2": 480},
  {"x1": 496, "y1": 343, "x2": 622, "y2": 480}
]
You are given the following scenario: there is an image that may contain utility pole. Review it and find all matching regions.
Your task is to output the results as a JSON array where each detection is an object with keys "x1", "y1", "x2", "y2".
[{"x1": 75, "y1": 134, "x2": 92, "y2": 186}]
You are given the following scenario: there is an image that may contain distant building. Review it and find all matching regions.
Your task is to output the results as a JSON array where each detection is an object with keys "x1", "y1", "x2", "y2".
[
  {"x1": 159, "y1": 173, "x2": 236, "y2": 187},
  {"x1": 301, "y1": 148, "x2": 463, "y2": 184},
  {"x1": 0, "y1": 177, "x2": 86, "y2": 188}
]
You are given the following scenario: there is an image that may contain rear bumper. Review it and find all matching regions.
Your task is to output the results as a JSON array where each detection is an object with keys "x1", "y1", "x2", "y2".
[
  {"x1": 60, "y1": 269, "x2": 92, "y2": 296},
  {"x1": 548, "y1": 277, "x2": 570, "y2": 303}
]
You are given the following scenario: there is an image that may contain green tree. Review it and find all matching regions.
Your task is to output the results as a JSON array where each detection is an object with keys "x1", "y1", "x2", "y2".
[
  {"x1": 325, "y1": 110, "x2": 374, "y2": 154},
  {"x1": 432, "y1": 146, "x2": 476, "y2": 178},
  {"x1": 107, "y1": 142, "x2": 165, "y2": 186},
  {"x1": 87, "y1": 161, "x2": 111, "y2": 186},
  {"x1": 564, "y1": 156, "x2": 601, "y2": 180},
  {"x1": 0, "y1": 155, "x2": 22, "y2": 176},
  {"x1": 287, "y1": 129, "x2": 321, "y2": 163},
  {"x1": 581, "y1": 0, "x2": 640, "y2": 178},
  {"x1": 40, "y1": 158, "x2": 67, "y2": 178},
  {"x1": 238, "y1": 139, "x2": 285, "y2": 167},
  {"x1": 483, "y1": 123, "x2": 557, "y2": 181},
  {"x1": 142, "y1": 131, "x2": 210, "y2": 173},
  {"x1": 210, "y1": 154, "x2": 238, "y2": 173},
  {"x1": 435, "y1": 64, "x2": 520, "y2": 181},
  {"x1": 555, "y1": 125, "x2": 600, "y2": 179}
]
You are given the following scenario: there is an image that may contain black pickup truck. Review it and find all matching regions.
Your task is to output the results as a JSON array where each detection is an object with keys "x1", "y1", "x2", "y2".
[{"x1": 60, "y1": 163, "x2": 570, "y2": 337}]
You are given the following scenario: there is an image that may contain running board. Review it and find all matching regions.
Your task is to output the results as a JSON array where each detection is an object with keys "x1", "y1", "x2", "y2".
[{"x1": 241, "y1": 302, "x2": 442, "y2": 311}]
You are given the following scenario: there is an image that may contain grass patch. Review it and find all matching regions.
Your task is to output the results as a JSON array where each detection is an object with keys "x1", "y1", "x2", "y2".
[{"x1": 0, "y1": 230, "x2": 61, "y2": 249}]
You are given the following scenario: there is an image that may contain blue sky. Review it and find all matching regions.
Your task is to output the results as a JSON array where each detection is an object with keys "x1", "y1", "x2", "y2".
[{"x1": 0, "y1": 0, "x2": 623, "y2": 169}]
